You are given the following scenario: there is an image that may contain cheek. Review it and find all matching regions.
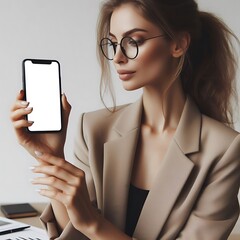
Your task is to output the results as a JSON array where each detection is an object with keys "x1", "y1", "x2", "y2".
[{"x1": 137, "y1": 43, "x2": 172, "y2": 80}]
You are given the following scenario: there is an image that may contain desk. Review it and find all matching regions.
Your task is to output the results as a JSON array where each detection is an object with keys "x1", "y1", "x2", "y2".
[
  {"x1": 0, "y1": 203, "x2": 239, "y2": 239},
  {"x1": 0, "y1": 202, "x2": 47, "y2": 229}
]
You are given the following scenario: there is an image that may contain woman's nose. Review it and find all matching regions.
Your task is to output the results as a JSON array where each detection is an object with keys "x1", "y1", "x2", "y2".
[{"x1": 113, "y1": 45, "x2": 128, "y2": 64}]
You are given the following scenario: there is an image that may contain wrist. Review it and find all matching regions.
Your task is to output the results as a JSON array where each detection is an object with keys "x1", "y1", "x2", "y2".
[
  {"x1": 83, "y1": 208, "x2": 102, "y2": 239},
  {"x1": 50, "y1": 148, "x2": 64, "y2": 158},
  {"x1": 83, "y1": 210, "x2": 131, "y2": 240},
  {"x1": 55, "y1": 150, "x2": 65, "y2": 158}
]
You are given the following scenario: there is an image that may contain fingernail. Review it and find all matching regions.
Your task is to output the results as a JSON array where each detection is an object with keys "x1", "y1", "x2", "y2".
[
  {"x1": 62, "y1": 93, "x2": 67, "y2": 99},
  {"x1": 34, "y1": 151, "x2": 43, "y2": 157},
  {"x1": 24, "y1": 107, "x2": 32, "y2": 111},
  {"x1": 35, "y1": 189, "x2": 41, "y2": 193},
  {"x1": 28, "y1": 121, "x2": 34, "y2": 125},
  {"x1": 21, "y1": 101, "x2": 29, "y2": 106},
  {"x1": 29, "y1": 166, "x2": 35, "y2": 171}
]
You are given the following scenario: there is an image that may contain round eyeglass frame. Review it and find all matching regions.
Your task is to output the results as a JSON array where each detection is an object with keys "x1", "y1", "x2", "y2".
[
  {"x1": 100, "y1": 36, "x2": 138, "y2": 60},
  {"x1": 100, "y1": 34, "x2": 166, "y2": 61}
]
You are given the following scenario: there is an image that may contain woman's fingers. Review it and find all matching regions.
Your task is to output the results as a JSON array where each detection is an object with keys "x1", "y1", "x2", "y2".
[
  {"x1": 36, "y1": 188, "x2": 79, "y2": 209},
  {"x1": 11, "y1": 107, "x2": 33, "y2": 121},
  {"x1": 13, "y1": 119, "x2": 34, "y2": 129},
  {"x1": 32, "y1": 153, "x2": 86, "y2": 196},
  {"x1": 17, "y1": 89, "x2": 25, "y2": 100},
  {"x1": 32, "y1": 164, "x2": 78, "y2": 185},
  {"x1": 62, "y1": 93, "x2": 71, "y2": 115},
  {"x1": 31, "y1": 153, "x2": 96, "y2": 230},
  {"x1": 61, "y1": 93, "x2": 72, "y2": 130},
  {"x1": 32, "y1": 176, "x2": 76, "y2": 194},
  {"x1": 11, "y1": 106, "x2": 33, "y2": 129},
  {"x1": 32, "y1": 152, "x2": 85, "y2": 186},
  {"x1": 11, "y1": 90, "x2": 26, "y2": 110},
  {"x1": 37, "y1": 188, "x2": 66, "y2": 203},
  {"x1": 12, "y1": 100, "x2": 29, "y2": 111},
  {"x1": 34, "y1": 152, "x2": 82, "y2": 177},
  {"x1": 11, "y1": 100, "x2": 30, "y2": 115},
  {"x1": 11, "y1": 92, "x2": 71, "y2": 131},
  {"x1": 10, "y1": 90, "x2": 31, "y2": 125}
]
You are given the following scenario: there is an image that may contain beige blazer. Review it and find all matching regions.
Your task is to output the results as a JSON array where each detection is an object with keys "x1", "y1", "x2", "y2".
[{"x1": 40, "y1": 97, "x2": 240, "y2": 240}]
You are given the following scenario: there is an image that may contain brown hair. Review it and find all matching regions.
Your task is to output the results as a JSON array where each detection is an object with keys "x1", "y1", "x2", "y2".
[{"x1": 97, "y1": 0, "x2": 239, "y2": 125}]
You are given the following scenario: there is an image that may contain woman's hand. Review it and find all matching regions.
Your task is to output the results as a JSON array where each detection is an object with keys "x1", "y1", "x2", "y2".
[
  {"x1": 31, "y1": 152, "x2": 99, "y2": 236},
  {"x1": 10, "y1": 90, "x2": 71, "y2": 157}
]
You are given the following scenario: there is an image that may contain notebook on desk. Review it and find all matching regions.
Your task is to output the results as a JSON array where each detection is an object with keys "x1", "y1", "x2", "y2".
[
  {"x1": 0, "y1": 217, "x2": 48, "y2": 240},
  {"x1": 0, "y1": 203, "x2": 38, "y2": 219}
]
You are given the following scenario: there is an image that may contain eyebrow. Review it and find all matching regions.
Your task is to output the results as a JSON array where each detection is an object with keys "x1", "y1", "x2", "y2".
[{"x1": 109, "y1": 28, "x2": 148, "y2": 38}]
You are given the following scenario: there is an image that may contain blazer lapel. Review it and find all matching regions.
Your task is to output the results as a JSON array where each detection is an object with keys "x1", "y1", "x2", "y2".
[
  {"x1": 134, "y1": 97, "x2": 202, "y2": 239},
  {"x1": 102, "y1": 98, "x2": 143, "y2": 230}
]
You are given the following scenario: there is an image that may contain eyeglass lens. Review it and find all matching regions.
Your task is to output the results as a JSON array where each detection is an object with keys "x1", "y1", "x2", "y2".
[{"x1": 100, "y1": 37, "x2": 138, "y2": 60}]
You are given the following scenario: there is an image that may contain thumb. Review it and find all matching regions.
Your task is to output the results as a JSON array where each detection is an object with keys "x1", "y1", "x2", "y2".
[{"x1": 61, "y1": 93, "x2": 72, "y2": 126}]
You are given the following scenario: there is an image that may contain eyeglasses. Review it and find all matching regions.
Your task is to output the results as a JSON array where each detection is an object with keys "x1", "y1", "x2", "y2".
[{"x1": 100, "y1": 34, "x2": 166, "y2": 60}]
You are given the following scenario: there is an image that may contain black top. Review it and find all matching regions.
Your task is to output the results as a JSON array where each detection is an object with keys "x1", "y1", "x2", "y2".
[{"x1": 125, "y1": 184, "x2": 149, "y2": 237}]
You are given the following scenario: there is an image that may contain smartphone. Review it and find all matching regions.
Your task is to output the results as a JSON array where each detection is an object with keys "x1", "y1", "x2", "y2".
[{"x1": 22, "y1": 59, "x2": 62, "y2": 132}]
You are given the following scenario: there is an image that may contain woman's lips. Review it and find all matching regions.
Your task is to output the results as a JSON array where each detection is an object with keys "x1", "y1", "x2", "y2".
[{"x1": 117, "y1": 70, "x2": 136, "y2": 81}]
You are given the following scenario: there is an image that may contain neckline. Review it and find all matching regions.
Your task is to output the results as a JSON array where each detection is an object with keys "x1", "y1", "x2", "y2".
[{"x1": 130, "y1": 183, "x2": 150, "y2": 192}]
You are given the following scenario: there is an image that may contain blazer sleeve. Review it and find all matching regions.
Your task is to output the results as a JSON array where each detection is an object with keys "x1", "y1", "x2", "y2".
[
  {"x1": 40, "y1": 113, "x2": 94, "y2": 240},
  {"x1": 176, "y1": 134, "x2": 240, "y2": 240}
]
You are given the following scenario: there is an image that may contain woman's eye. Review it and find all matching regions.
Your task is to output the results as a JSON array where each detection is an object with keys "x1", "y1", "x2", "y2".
[
  {"x1": 134, "y1": 39, "x2": 145, "y2": 45},
  {"x1": 128, "y1": 39, "x2": 137, "y2": 45},
  {"x1": 127, "y1": 38, "x2": 143, "y2": 46},
  {"x1": 110, "y1": 41, "x2": 118, "y2": 48}
]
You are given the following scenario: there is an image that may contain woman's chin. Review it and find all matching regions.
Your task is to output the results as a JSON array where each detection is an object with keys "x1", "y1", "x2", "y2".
[{"x1": 121, "y1": 81, "x2": 142, "y2": 91}]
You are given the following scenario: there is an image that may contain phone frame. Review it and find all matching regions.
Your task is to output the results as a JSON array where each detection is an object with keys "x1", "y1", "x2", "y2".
[{"x1": 22, "y1": 58, "x2": 63, "y2": 133}]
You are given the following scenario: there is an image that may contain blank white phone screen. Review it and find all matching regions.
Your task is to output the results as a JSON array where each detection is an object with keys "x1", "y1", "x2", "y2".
[{"x1": 24, "y1": 60, "x2": 62, "y2": 132}]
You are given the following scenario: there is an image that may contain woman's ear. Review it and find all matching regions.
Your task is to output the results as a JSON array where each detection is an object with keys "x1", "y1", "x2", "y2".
[{"x1": 171, "y1": 32, "x2": 191, "y2": 58}]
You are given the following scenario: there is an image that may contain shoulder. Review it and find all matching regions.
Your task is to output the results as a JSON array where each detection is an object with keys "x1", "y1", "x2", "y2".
[
  {"x1": 181, "y1": 97, "x2": 239, "y2": 165},
  {"x1": 201, "y1": 114, "x2": 239, "y2": 148},
  {"x1": 198, "y1": 114, "x2": 240, "y2": 172},
  {"x1": 82, "y1": 103, "x2": 130, "y2": 130},
  {"x1": 76, "y1": 99, "x2": 141, "y2": 144},
  {"x1": 81, "y1": 98, "x2": 142, "y2": 133},
  {"x1": 175, "y1": 97, "x2": 239, "y2": 157}
]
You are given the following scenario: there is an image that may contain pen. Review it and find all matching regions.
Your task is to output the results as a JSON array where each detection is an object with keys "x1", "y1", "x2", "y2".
[{"x1": 0, "y1": 225, "x2": 30, "y2": 235}]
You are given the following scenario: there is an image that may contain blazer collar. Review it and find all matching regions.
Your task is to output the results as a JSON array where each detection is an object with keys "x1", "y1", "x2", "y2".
[
  {"x1": 103, "y1": 96, "x2": 202, "y2": 237},
  {"x1": 174, "y1": 96, "x2": 201, "y2": 154},
  {"x1": 113, "y1": 96, "x2": 201, "y2": 154},
  {"x1": 113, "y1": 98, "x2": 143, "y2": 136}
]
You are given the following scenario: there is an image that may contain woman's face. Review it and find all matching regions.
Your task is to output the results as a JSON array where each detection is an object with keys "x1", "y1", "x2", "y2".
[{"x1": 110, "y1": 3, "x2": 177, "y2": 92}]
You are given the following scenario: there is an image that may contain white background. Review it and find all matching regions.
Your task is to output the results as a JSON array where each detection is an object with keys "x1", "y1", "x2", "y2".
[{"x1": 0, "y1": 0, "x2": 239, "y2": 234}]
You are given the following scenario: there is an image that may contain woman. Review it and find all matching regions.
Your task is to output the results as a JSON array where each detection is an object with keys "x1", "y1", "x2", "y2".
[{"x1": 11, "y1": 0, "x2": 240, "y2": 239}]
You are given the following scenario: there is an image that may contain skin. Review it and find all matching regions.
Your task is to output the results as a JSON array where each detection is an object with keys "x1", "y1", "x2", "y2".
[
  {"x1": 110, "y1": 4, "x2": 189, "y2": 190},
  {"x1": 10, "y1": 3, "x2": 189, "y2": 239}
]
